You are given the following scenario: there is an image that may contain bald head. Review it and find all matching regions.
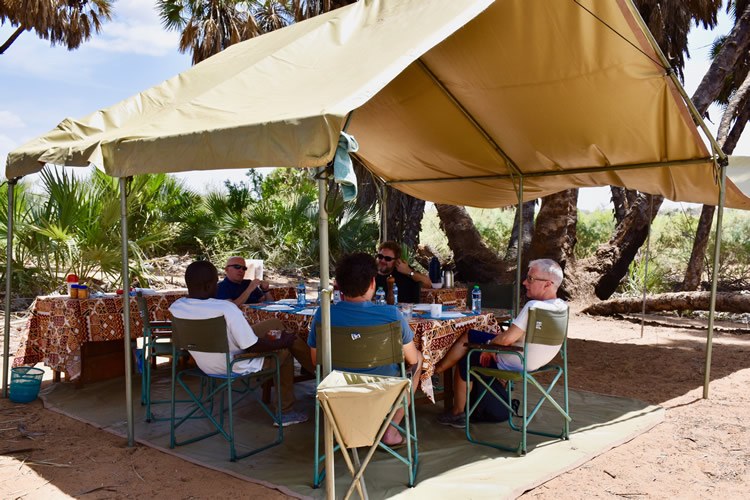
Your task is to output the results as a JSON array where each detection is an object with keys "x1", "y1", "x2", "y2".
[{"x1": 185, "y1": 260, "x2": 219, "y2": 299}]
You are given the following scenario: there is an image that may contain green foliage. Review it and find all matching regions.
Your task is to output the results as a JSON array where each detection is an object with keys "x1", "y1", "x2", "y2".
[{"x1": 575, "y1": 210, "x2": 615, "y2": 259}]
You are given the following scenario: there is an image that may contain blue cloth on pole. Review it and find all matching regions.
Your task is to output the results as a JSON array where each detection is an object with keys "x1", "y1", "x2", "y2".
[{"x1": 333, "y1": 132, "x2": 359, "y2": 201}]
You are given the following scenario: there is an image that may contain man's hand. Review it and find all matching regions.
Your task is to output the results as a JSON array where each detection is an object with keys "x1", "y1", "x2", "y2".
[
  {"x1": 395, "y1": 259, "x2": 412, "y2": 275},
  {"x1": 277, "y1": 331, "x2": 296, "y2": 349},
  {"x1": 479, "y1": 352, "x2": 494, "y2": 367}
]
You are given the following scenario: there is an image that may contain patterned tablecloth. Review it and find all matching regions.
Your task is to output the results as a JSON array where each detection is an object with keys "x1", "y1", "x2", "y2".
[
  {"x1": 13, "y1": 287, "x2": 296, "y2": 379},
  {"x1": 238, "y1": 304, "x2": 508, "y2": 402},
  {"x1": 419, "y1": 287, "x2": 468, "y2": 309}
]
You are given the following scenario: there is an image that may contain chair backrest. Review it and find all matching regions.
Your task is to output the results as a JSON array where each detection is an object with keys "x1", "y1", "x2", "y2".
[
  {"x1": 170, "y1": 315, "x2": 229, "y2": 353},
  {"x1": 524, "y1": 306, "x2": 569, "y2": 347},
  {"x1": 251, "y1": 318, "x2": 285, "y2": 338},
  {"x1": 466, "y1": 282, "x2": 515, "y2": 310},
  {"x1": 315, "y1": 321, "x2": 403, "y2": 370}
]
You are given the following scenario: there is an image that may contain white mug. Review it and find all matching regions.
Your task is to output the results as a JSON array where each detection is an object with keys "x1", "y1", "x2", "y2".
[{"x1": 430, "y1": 303, "x2": 442, "y2": 318}]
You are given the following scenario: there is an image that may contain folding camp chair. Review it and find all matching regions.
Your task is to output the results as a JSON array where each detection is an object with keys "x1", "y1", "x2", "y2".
[
  {"x1": 136, "y1": 291, "x2": 178, "y2": 422},
  {"x1": 313, "y1": 321, "x2": 418, "y2": 489},
  {"x1": 465, "y1": 306, "x2": 571, "y2": 455},
  {"x1": 169, "y1": 315, "x2": 283, "y2": 461},
  {"x1": 317, "y1": 370, "x2": 412, "y2": 500}
]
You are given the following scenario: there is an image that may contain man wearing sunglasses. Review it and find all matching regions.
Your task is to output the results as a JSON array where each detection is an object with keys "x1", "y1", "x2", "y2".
[
  {"x1": 216, "y1": 256, "x2": 273, "y2": 306},
  {"x1": 433, "y1": 258, "x2": 567, "y2": 428},
  {"x1": 375, "y1": 241, "x2": 432, "y2": 304}
]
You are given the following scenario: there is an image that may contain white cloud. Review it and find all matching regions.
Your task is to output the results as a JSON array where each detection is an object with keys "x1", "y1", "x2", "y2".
[
  {"x1": 88, "y1": 0, "x2": 180, "y2": 56},
  {"x1": 0, "y1": 111, "x2": 26, "y2": 129}
]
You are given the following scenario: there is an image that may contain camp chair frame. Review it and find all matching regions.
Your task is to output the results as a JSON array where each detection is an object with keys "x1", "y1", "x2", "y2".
[
  {"x1": 169, "y1": 315, "x2": 283, "y2": 461},
  {"x1": 313, "y1": 321, "x2": 418, "y2": 489},
  {"x1": 465, "y1": 307, "x2": 571, "y2": 455},
  {"x1": 136, "y1": 291, "x2": 181, "y2": 422}
]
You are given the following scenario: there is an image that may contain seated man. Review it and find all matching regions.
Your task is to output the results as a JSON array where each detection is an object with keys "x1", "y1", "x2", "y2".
[
  {"x1": 375, "y1": 241, "x2": 432, "y2": 304},
  {"x1": 434, "y1": 258, "x2": 567, "y2": 428},
  {"x1": 216, "y1": 256, "x2": 273, "y2": 305},
  {"x1": 308, "y1": 252, "x2": 423, "y2": 446},
  {"x1": 170, "y1": 260, "x2": 308, "y2": 427}
]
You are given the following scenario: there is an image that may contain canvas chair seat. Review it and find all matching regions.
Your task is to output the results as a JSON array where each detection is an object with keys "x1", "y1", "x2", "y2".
[
  {"x1": 466, "y1": 306, "x2": 571, "y2": 455},
  {"x1": 169, "y1": 315, "x2": 283, "y2": 461},
  {"x1": 314, "y1": 321, "x2": 418, "y2": 494}
]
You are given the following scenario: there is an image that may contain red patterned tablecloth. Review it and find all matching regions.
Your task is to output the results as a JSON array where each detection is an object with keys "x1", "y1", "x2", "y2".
[
  {"x1": 419, "y1": 287, "x2": 468, "y2": 308},
  {"x1": 13, "y1": 287, "x2": 296, "y2": 379}
]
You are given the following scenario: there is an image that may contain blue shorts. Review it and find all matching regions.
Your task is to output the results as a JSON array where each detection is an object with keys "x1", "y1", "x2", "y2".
[{"x1": 457, "y1": 329, "x2": 497, "y2": 381}]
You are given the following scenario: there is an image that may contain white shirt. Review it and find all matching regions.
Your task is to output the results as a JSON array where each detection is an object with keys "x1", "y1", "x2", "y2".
[
  {"x1": 496, "y1": 298, "x2": 568, "y2": 371},
  {"x1": 169, "y1": 298, "x2": 264, "y2": 376}
]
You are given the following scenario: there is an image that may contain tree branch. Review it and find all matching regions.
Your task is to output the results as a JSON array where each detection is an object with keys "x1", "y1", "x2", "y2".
[{"x1": 0, "y1": 25, "x2": 25, "y2": 55}]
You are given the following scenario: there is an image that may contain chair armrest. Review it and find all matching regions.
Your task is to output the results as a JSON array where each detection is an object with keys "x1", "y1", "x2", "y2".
[
  {"x1": 150, "y1": 321, "x2": 172, "y2": 328},
  {"x1": 465, "y1": 342, "x2": 523, "y2": 353},
  {"x1": 233, "y1": 352, "x2": 268, "y2": 360}
]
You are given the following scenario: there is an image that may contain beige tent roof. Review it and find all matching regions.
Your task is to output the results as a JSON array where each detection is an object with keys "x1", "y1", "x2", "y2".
[{"x1": 6, "y1": 0, "x2": 749, "y2": 209}]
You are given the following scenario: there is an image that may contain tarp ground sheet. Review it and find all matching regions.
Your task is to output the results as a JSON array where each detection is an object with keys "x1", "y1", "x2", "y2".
[{"x1": 39, "y1": 370, "x2": 663, "y2": 499}]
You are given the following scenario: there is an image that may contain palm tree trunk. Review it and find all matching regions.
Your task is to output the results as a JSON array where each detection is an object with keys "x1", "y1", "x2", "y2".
[
  {"x1": 610, "y1": 187, "x2": 637, "y2": 226},
  {"x1": 591, "y1": 193, "x2": 663, "y2": 300},
  {"x1": 505, "y1": 200, "x2": 535, "y2": 263},
  {"x1": 384, "y1": 186, "x2": 425, "y2": 251},
  {"x1": 435, "y1": 204, "x2": 507, "y2": 283},
  {"x1": 527, "y1": 189, "x2": 578, "y2": 284}
]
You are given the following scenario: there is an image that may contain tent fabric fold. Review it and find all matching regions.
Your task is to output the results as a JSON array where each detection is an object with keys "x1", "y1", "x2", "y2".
[{"x1": 5, "y1": 0, "x2": 750, "y2": 209}]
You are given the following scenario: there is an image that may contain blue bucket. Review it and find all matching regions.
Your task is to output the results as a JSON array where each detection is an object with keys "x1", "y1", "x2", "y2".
[{"x1": 10, "y1": 366, "x2": 44, "y2": 403}]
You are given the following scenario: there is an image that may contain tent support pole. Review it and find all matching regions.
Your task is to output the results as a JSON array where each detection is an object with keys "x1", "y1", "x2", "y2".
[
  {"x1": 317, "y1": 170, "x2": 334, "y2": 499},
  {"x1": 119, "y1": 177, "x2": 135, "y2": 446},
  {"x1": 515, "y1": 177, "x2": 523, "y2": 314},
  {"x1": 381, "y1": 185, "x2": 388, "y2": 242},
  {"x1": 704, "y1": 162, "x2": 726, "y2": 399},
  {"x1": 640, "y1": 195, "x2": 654, "y2": 338},
  {"x1": 2, "y1": 178, "x2": 18, "y2": 399}
]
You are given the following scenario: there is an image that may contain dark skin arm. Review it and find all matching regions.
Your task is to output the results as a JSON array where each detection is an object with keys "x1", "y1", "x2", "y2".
[{"x1": 245, "y1": 331, "x2": 296, "y2": 353}]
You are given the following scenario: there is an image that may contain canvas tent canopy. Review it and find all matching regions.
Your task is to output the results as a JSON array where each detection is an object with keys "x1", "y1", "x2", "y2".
[
  {"x1": 5, "y1": 0, "x2": 750, "y2": 210},
  {"x1": 3, "y1": 0, "x2": 748, "y2": 487}
]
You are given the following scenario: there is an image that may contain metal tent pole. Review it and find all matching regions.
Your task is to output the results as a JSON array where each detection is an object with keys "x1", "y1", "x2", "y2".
[
  {"x1": 640, "y1": 195, "x2": 654, "y2": 338},
  {"x1": 515, "y1": 177, "x2": 524, "y2": 314},
  {"x1": 317, "y1": 170, "x2": 334, "y2": 499},
  {"x1": 2, "y1": 178, "x2": 18, "y2": 398},
  {"x1": 381, "y1": 185, "x2": 388, "y2": 242},
  {"x1": 704, "y1": 162, "x2": 726, "y2": 398},
  {"x1": 119, "y1": 177, "x2": 135, "y2": 446}
]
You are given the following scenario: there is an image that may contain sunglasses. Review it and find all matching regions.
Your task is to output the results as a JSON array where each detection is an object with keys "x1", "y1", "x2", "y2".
[
  {"x1": 376, "y1": 254, "x2": 395, "y2": 262},
  {"x1": 227, "y1": 264, "x2": 248, "y2": 271}
]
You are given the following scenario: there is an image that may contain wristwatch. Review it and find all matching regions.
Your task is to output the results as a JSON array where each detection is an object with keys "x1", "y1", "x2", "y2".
[{"x1": 409, "y1": 271, "x2": 415, "y2": 277}]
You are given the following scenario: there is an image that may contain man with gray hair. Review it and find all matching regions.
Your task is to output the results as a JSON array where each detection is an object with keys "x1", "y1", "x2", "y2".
[{"x1": 434, "y1": 258, "x2": 567, "y2": 428}]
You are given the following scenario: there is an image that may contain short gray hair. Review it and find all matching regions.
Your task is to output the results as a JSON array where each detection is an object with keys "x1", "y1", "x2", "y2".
[{"x1": 529, "y1": 259, "x2": 563, "y2": 287}]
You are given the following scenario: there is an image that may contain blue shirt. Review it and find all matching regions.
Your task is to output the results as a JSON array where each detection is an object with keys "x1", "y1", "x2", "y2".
[
  {"x1": 308, "y1": 301, "x2": 414, "y2": 376},
  {"x1": 216, "y1": 278, "x2": 265, "y2": 304}
]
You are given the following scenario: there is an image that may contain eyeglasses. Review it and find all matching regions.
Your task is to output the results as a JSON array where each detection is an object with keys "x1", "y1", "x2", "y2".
[
  {"x1": 525, "y1": 275, "x2": 551, "y2": 284},
  {"x1": 376, "y1": 254, "x2": 395, "y2": 262},
  {"x1": 227, "y1": 264, "x2": 247, "y2": 271}
]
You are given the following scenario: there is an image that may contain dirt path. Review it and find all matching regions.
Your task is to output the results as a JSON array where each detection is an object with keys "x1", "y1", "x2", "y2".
[{"x1": 2, "y1": 306, "x2": 748, "y2": 498}]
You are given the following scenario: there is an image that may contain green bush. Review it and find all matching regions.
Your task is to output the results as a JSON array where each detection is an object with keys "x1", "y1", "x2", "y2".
[{"x1": 575, "y1": 210, "x2": 615, "y2": 259}]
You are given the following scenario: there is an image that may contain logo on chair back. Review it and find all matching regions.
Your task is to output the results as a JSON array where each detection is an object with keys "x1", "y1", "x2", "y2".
[
  {"x1": 535, "y1": 320, "x2": 543, "y2": 330},
  {"x1": 350, "y1": 332, "x2": 361, "y2": 340}
]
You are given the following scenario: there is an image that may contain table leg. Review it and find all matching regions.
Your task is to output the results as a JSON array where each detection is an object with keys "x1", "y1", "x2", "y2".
[{"x1": 53, "y1": 370, "x2": 61, "y2": 383}]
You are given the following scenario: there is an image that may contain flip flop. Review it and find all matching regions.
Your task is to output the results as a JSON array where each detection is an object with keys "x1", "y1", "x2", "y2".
[{"x1": 379, "y1": 436, "x2": 407, "y2": 450}]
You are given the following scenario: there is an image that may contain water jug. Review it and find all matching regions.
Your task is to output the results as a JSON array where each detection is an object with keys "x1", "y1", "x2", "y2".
[{"x1": 442, "y1": 270, "x2": 454, "y2": 288}]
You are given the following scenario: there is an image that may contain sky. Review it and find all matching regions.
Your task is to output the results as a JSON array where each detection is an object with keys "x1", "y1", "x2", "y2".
[{"x1": 1, "y1": 1, "x2": 747, "y2": 211}]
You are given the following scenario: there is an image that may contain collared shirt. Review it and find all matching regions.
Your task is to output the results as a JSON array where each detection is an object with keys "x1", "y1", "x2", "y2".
[{"x1": 216, "y1": 277, "x2": 265, "y2": 304}]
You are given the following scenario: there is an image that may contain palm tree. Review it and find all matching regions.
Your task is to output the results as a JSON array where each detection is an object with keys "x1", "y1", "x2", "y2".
[{"x1": 0, "y1": 0, "x2": 112, "y2": 55}]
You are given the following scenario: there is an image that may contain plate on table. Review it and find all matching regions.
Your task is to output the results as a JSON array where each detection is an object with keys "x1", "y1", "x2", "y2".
[
  {"x1": 297, "y1": 308, "x2": 317, "y2": 316},
  {"x1": 413, "y1": 304, "x2": 433, "y2": 312},
  {"x1": 264, "y1": 304, "x2": 294, "y2": 311},
  {"x1": 276, "y1": 299, "x2": 298, "y2": 305},
  {"x1": 434, "y1": 312, "x2": 465, "y2": 319}
]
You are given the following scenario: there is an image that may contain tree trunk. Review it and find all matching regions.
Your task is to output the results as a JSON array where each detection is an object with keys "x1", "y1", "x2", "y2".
[
  {"x1": 527, "y1": 189, "x2": 578, "y2": 280},
  {"x1": 610, "y1": 187, "x2": 637, "y2": 225},
  {"x1": 505, "y1": 200, "x2": 535, "y2": 263},
  {"x1": 589, "y1": 193, "x2": 663, "y2": 300},
  {"x1": 435, "y1": 204, "x2": 507, "y2": 283},
  {"x1": 682, "y1": 71, "x2": 750, "y2": 290},
  {"x1": 582, "y1": 291, "x2": 750, "y2": 315},
  {"x1": 384, "y1": 186, "x2": 425, "y2": 251},
  {"x1": 690, "y1": 4, "x2": 750, "y2": 117}
]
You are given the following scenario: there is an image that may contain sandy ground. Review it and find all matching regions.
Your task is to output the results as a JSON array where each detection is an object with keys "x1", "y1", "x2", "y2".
[{"x1": 1, "y1": 302, "x2": 749, "y2": 499}]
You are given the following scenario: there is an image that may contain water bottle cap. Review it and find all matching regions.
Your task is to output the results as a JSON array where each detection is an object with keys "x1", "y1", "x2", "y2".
[{"x1": 473, "y1": 285, "x2": 480, "y2": 289}]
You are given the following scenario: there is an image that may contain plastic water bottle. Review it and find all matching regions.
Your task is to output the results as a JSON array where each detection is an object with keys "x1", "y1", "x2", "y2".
[
  {"x1": 296, "y1": 281, "x2": 307, "y2": 307},
  {"x1": 375, "y1": 287, "x2": 386, "y2": 305},
  {"x1": 392, "y1": 283, "x2": 399, "y2": 306},
  {"x1": 471, "y1": 285, "x2": 482, "y2": 314}
]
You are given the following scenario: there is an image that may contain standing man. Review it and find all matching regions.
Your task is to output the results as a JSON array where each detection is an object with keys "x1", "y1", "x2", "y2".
[
  {"x1": 170, "y1": 260, "x2": 308, "y2": 426},
  {"x1": 217, "y1": 256, "x2": 273, "y2": 306},
  {"x1": 375, "y1": 241, "x2": 432, "y2": 304}
]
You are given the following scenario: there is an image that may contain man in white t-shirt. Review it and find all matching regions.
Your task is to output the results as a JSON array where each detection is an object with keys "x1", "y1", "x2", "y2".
[
  {"x1": 169, "y1": 260, "x2": 308, "y2": 427},
  {"x1": 434, "y1": 259, "x2": 567, "y2": 428}
]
